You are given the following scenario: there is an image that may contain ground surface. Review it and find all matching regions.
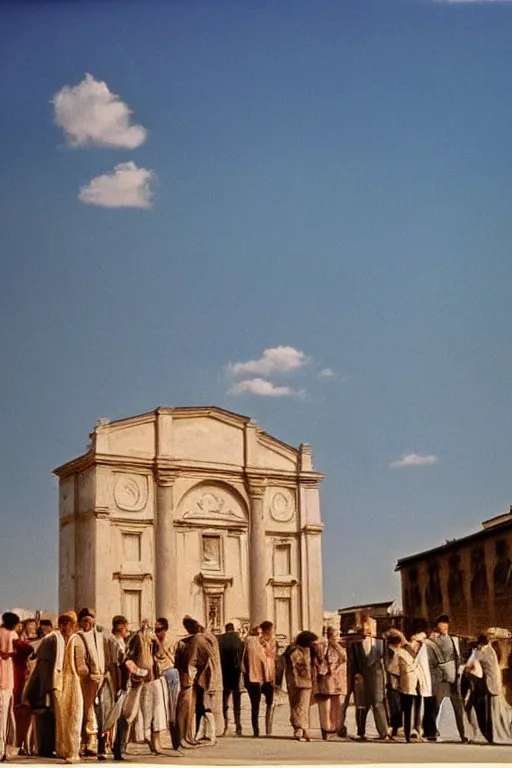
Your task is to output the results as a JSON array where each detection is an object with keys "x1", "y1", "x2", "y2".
[{"x1": 10, "y1": 691, "x2": 512, "y2": 764}]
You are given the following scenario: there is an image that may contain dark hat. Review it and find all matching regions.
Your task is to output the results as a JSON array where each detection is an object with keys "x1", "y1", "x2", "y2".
[{"x1": 78, "y1": 607, "x2": 96, "y2": 621}]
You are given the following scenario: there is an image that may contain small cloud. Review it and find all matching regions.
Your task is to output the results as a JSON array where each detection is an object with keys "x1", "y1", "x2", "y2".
[
  {"x1": 53, "y1": 73, "x2": 147, "y2": 149},
  {"x1": 228, "y1": 346, "x2": 307, "y2": 377},
  {"x1": 390, "y1": 453, "x2": 439, "y2": 469},
  {"x1": 228, "y1": 378, "x2": 299, "y2": 397},
  {"x1": 78, "y1": 162, "x2": 155, "y2": 208},
  {"x1": 318, "y1": 368, "x2": 335, "y2": 379}
]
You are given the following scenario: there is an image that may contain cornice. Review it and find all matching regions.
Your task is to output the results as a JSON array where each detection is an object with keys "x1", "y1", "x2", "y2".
[
  {"x1": 112, "y1": 572, "x2": 153, "y2": 582},
  {"x1": 110, "y1": 517, "x2": 154, "y2": 527},
  {"x1": 269, "y1": 578, "x2": 299, "y2": 588},
  {"x1": 257, "y1": 431, "x2": 298, "y2": 462},
  {"x1": 174, "y1": 519, "x2": 247, "y2": 532},
  {"x1": 301, "y1": 524, "x2": 324, "y2": 535},
  {"x1": 298, "y1": 471, "x2": 326, "y2": 486},
  {"x1": 157, "y1": 406, "x2": 250, "y2": 430}
]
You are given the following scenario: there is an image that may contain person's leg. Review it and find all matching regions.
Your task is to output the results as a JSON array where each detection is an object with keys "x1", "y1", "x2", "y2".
[
  {"x1": 0, "y1": 690, "x2": 11, "y2": 760},
  {"x1": 413, "y1": 695, "x2": 422, "y2": 735},
  {"x1": 356, "y1": 707, "x2": 368, "y2": 738},
  {"x1": 484, "y1": 694, "x2": 493, "y2": 744},
  {"x1": 222, "y1": 690, "x2": 230, "y2": 734},
  {"x1": 338, "y1": 693, "x2": 350, "y2": 737},
  {"x1": 195, "y1": 686, "x2": 205, "y2": 739},
  {"x1": 246, "y1": 682, "x2": 262, "y2": 737},
  {"x1": 372, "y1": 699, "x2": 389, "y2": 739},
  {"x1": 95, "y1": 687, "x2": 107, "y2": 759},
  {"x1": 262, "y1": 682, "x2": 274, "y2": 735},
  {"x1": 449, "y1": 685, "x2": 466, "y2": 742},
  {"x1": 422, "y1": 696, "x2": 437, "y2": 740},
  {"x1": 401, "y1": 694, "x2": 413, "y2": 742},
  {"x1": 317, "y1": 698, "x2": 329, "y2": 739},
  {"x1": 232, "y1": 690, "x2": 242, "y2": 736},
  {"x1": 473, "y1": 683, "x2": 488, "y2": 740}
]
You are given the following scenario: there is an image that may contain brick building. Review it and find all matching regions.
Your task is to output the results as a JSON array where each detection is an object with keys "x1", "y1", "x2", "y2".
[{"x1": 396, "y1": 508, "x2": 512, "y2": 638}]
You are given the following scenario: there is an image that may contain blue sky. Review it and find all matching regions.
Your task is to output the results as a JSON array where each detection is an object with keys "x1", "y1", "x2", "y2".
[{"x1": 1, "y1": 0, "x2": 512, "y2": 613}]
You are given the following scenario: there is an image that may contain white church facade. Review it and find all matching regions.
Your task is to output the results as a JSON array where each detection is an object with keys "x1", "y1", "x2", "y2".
[{"x1": 55, "y1": 406, "x2": 324, "y2": 642}]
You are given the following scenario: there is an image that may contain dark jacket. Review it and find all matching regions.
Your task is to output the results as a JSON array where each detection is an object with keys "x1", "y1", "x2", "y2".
[{"x1": 218, "y1": 631, "x2": 243, "y2": 690}]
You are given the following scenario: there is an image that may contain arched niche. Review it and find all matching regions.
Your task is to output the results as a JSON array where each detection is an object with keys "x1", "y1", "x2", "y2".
[{"x1": 176, "y1": 481, "x2": 249, "y2": 526}]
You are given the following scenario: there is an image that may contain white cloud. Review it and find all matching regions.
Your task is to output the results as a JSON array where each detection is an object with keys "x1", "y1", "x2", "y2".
[
  {"x1": 390, "y1": 453, "x2": 439, "y2": 469},
  {"x1": 229, "y1": 346, "x2": 307, "y2": 377},
  {"x1": 53, "y1": 74, "x2": 147, "y2": 149},
  {"x1": 228, "y1": 378, "x2": 299, "y2": 397},
  {"x1": 78, "y1": 162, "x2": 155, "y2": 208},
  {"x1": 318, "y1": 368, "x2": 335, "y2": 379}
]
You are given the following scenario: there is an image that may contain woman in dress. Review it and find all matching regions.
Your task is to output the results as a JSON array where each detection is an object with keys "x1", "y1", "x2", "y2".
[
  {"x1": 284, "y1": 631, "x2": 318, "y2": 742},
  {"x1": 315, "y1": 627, "x2": 347, "y2": 740},
  {"x1": 465, "y1": 634, "x2": 512, "y2": 745},
  {"x1": 12, "y1": 623, "x2": 35, "y2": 755}
]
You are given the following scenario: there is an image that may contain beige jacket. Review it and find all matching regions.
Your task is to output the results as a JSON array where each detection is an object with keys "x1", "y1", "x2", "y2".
[{"x1": 387, "y1": 647, "x2": 417, "y2": 696}]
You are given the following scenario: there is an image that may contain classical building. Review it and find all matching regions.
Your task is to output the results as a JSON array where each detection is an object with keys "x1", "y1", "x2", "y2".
[
  {"x1": 396, "y1": 508, "x2": 512, "y2": 637},
  {"x1": 55, "y1": 406, "x2": 324, "y2": 642}
]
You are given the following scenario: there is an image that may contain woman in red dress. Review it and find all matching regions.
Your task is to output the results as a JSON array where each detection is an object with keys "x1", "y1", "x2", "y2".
[{"x1": 12, "y1": 622, "x2": 36, "y2": 755}]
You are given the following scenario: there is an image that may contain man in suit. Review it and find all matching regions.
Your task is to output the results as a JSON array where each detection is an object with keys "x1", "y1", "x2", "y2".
[
  {"x1": 218, "y1": 624, "x2": 243, "y2": 737},
  {"x1": 349, "y1": 612, "x2": 388, "y2": 740},
  {"x1": 427, "y1": 615, "x2": 467, "y2": 743}
]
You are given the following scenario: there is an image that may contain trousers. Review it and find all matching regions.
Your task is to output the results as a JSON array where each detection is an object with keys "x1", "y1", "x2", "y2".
[
  {"x1": 245, "y1": 680, "x2": 274, "y2": 736},
  {"x1": 435, "y1": 681, "x2": 465, "y2": 740},
  {"x1": 0, "y1": 690, "x2": 13, "y2": 758},
  {"x1": 222, "y1": 688, "x2": 241, "y2": 731}
]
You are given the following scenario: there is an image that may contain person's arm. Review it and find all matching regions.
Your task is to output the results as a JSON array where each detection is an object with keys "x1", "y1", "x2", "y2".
[
  {"x1": 0, "y1": 630, "x2": 17, "y2": 659},
  {"x1": 74, "y1": 637, "x2": 89, "y2": 680}
]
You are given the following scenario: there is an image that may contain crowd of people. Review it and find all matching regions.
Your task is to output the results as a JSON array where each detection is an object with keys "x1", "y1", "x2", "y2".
[{"x1": 0, "y1": 607, "x2": 511, "y2": 763}]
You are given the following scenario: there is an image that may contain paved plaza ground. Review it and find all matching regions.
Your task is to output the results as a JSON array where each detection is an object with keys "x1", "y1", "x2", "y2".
[{"x1": 10, "y1": 691, "x2": 512, "y2": 765}]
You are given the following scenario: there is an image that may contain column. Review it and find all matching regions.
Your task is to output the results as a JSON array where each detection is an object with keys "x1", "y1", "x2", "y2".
[
  {"x1": 248, "y1": 481, "x2": 267, "y2": 625},
  {"x1": 155, "y1": 473, "x2": 177, "y2": 628}
]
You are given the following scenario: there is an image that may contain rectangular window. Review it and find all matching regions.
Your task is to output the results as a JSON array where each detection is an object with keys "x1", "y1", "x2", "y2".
[
  {"x1": 123, "y1": 533, "x2": 141, "y2": 562},
  {"x1": 122, "y1": 589, "x2": 141, "y2": 629},
  {"x1": 274, "y1": 597, "x2": 291, "y2": 644},
  {"x1": 274, "y1": 543, "x2": 291, "y2": 577}
]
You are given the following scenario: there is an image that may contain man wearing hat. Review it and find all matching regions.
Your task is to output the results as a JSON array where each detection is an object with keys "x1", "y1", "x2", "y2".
[{"x1": 77, "y1": 608, "x2": 109, "y2": 759}]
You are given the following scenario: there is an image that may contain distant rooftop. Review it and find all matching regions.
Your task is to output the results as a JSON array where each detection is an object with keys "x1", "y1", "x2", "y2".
[
  {"x1": 338, "y1": 600, "x2": 394, "y2": 615},
  {"x1": 396, "y1": 506, "x2": 512, "y2": 570}
]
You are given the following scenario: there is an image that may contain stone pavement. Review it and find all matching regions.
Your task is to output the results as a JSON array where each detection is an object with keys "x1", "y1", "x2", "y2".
[{"x1": 10, "y1": 692, "x2": 512, "y2": 764}]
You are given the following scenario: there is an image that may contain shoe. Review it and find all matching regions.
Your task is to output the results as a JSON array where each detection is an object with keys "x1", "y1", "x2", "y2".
[
  {"x1": 337, "y1": 726, "x2": 347, "y2": 738},
  {"x1": 235, "y1": 727, "x2": 242, "y2": 737}
]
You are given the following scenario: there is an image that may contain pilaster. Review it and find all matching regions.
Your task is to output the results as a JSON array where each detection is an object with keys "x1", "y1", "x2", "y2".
[
  {"x1": 247, "y1": 478, "x2": 268, "y2": 625},
  {"x1": 155, "y1": 471, "x2": 178, "y2": 631}
]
